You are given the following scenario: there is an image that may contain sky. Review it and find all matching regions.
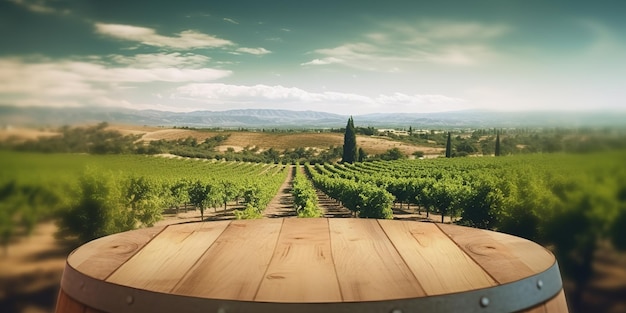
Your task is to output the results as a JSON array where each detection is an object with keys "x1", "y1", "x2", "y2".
[{"x1": 0, "y1": 0, "x2": 625, "y2": 115}]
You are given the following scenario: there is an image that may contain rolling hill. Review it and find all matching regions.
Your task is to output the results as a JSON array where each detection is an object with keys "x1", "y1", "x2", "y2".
[{"x1": 1, "y1": 106, "x2": 625, "y2": 129}]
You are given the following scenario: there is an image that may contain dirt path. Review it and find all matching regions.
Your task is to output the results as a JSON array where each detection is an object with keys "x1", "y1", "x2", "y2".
[
  {"x1": 3, "y1": 167, "x2": 625, "y2": 313},
  {"x1": 316, "y1": 190, "x2": 352, "y2": 218},
  {"x1": 262, "y1": 165, "x2": 297, "y2": 218},
  {"x1": 0, "y1": 222, "x2": 70, "y2": 313},
  {"x1": 391, "y1": 204, "x2": 453, "y2": 223},
  {"x1": 295, "y1": 165, "x2": 352, "y2": 218}
]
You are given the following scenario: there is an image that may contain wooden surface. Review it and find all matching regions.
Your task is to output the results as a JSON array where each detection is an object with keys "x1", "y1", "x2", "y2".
[{"x1": 63, "y1": 218, "x2": 565, "y2": 311}]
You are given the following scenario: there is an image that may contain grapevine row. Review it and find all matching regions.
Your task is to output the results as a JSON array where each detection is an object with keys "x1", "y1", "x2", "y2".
[
  {"x1": 304, "y1": 163, "x2": 393, "y2": 219},
  {"x1": 0, "y1": 151, "x2": 289, "y2": 245},
  {"x1": 291, "y1": 165, "x2": 323, "y2": 218}
]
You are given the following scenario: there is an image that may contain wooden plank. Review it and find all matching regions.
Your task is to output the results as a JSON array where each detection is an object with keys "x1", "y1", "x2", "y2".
[
  {"x1": 521, "y1": 303, "x2": 547, "y2": 313},
  {"x1": 543, "y1": 289, "x2": 569, "y2": 313},
  {"x1": 485, "y1": 230, "x2": 554, "y2": 273},
  {"x1": 379, "y1": 220, "x2": 496, "y2": 295},
  {"x1": 519, "y1": 290, "x2": 568, "y2": 313},
  {"x1": 106, "y1": 221, "x2": 231, "y2": 293},
  {"x1": 68, "y1": 226, "x2": 166, "y2": 280},
  {"x1": 255, "y1": 218, "x2": 342, "y2": 302},
  {"x1": 328, "y1": 218, "x2": 425, "y2": 301},
  {"x1": 437, "y1": 223, "x2": 541, "y2": 284},
  {"x1": 172, "y1": 219, "x2": 283, "y2": 301},
  {"x1": 55, "y1": 289, "x2": 86, "y2": 313}
]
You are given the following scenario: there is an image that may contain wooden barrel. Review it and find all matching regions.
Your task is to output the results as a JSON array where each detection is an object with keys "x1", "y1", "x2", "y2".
[{"x1": 56, "y1": 218, "x2": 568, "y2": 313}]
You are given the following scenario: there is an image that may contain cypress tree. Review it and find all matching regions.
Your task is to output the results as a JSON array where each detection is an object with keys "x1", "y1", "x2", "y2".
[
  {"x1": 445, "y1": 132, "x2": 452, "y2": 158},
  {"x1": 342, "y1": 117, "x2": 357, "y2": 163},
  {"x1": 495, "y1": 133, "x2": 501, "y2": 156},
  {"x1": 358, "y1": 147, "x2": 366, "y2": 162}
]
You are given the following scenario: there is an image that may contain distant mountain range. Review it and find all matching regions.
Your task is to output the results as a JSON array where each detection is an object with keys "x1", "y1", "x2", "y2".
[{"x1": 1, "y1": 106, "x2": 624, "y2": 129}]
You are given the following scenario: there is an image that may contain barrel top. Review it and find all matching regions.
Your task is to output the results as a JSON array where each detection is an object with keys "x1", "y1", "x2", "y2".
[{"x1": 66, "y1": 218, "x2": 556, "y2": 304}]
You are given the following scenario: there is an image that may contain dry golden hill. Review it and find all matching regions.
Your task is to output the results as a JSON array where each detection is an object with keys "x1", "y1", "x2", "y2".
[
  {"x1": 0, "y1": 124, "x2": 443, "y2": 157},
  {"x1": 113, "y1": 125, "x2": 443, "y2": 156}
]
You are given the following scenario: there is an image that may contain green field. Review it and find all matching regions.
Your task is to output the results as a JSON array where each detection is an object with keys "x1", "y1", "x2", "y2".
[
  {"x1": 1, "y1": 149, "x2": 625, "y2": 308},
  {"x1": 0, "y1": 150, "x2": 288, "y2": 244}
]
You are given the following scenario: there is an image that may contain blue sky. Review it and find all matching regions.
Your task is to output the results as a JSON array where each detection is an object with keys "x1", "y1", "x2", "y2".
[{"x1": 1, "y1": 0, "x2": 624, "y2": 115}]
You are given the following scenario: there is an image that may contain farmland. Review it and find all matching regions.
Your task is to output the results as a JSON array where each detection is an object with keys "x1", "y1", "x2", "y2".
[
  {"x1": 0, "y1": 124, "x2": 443, "y2": 157},
  {"x1": 1, "y1": 128, "x2": 626, "y2": 312}
]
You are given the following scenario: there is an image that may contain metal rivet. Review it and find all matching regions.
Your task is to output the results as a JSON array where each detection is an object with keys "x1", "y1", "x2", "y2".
[
  {"x1": 480, "y1": 296, "x2": 490, "y2": 307},
  {"x1": 391, "y1": 310, "x2": 403, "y2": 313},
  {"x1": 126, "y1": 295, "x2": 134, "y2": 305},
  {"x1": 537, "y1": 280, "x2": 544, "y2": 289}
]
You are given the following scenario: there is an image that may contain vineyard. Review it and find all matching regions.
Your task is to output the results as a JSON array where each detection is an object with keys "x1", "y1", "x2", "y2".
[
  {"x1": 304, "y1": 150, "x2": 626, "y2": 309},
  {"x1": 0, "y1": 151, "x2": 288, "y2": 245},
  {"x1": 1, "y1": 149, "x2": 626, "y2": 312}
]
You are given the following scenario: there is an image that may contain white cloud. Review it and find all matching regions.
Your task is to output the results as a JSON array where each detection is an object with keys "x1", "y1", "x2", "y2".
[
  {"x1": 94, "y1": 23, "x2": 272, "y2": 56},
  {"x1": 89, "y1": 67, "x2": 231, "y2": 83},
  {"x1": 8, "y1": 0, "x2": 70, "y2": 15},
  {"x1": 406, "y1": 20, "x2": 510, "y2": 40},
  {"x1": 578, "y1": 19, "x2": 625, "y2": 57},
  {"x1": 177, "y1": 84, "x2": 320, "y2": 101},
  {"x1": 0, "y1": 56, "x2": 471, "y2": 114},
  {"x1": 175, "y1": 83, "x2": 467, "y2": 114},
  {"x1": 223, "y1": 18, "x2": 239, "y2": 25},
  {"x1": 94, "y1": 23, "x2": 234, "y2": 49},
  {"x1": 0, "y1": 56, "x2": 232, "y2": 109},
  {"x1": 235, "y1": 47, "x2": 272, "y2": 55},
  {"x1": 375, "y1": 93, "x2": 467, "y2": 111},
  {"x1": 109, "y1": 53, "x2": 211, "y2": 69},
  {"x1": 300, "y1": 57, "x2": 344, "y2": 66},
  {"x1": 304, "y1": 20, "x2": 509, "y2": 71}
]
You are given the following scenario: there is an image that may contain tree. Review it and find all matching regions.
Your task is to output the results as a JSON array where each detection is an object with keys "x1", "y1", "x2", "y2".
[
  {"x1": 125, "y1": 177, "x2": 163, "y2": 227},
  {"x1": 445, "y1": 132, "x2": 452, "y2": 158},
  {"x1": 458, "y1": 181, "x2": 503, "y2": 229},
  {"x1": 0, "y1": 182, "x2": 59, "y2": 256},
  {"x1": 165, "y1": 179, "x2": 189, "y2": 213},
  {"x1": 380, "y1": 147, "x2": 406, "y2": 161},
  {"x1": 495, "y1": 132, "x2": 502, "y2": 156},
  {"x1": 358, "y1": 147, "x2": 366, "y2": 162},
  {"x1": 341, "y1": 117, "x2": 357, "y2": 163},
  {"x1": 456, "y1": 140, "x2": 476, "y2": 155},
  {"x1": 220, "y1": 181, "x2": 236, "y2": 211},
  {"x1": 188, "y1": 180, "x2": 209, "y2": 221},
  {"x1": 57, "y1": 171, "x2": 132, "y2": 244},
  {"x1": 358, "y1": 186, "x2": 394, "y2": 219}
]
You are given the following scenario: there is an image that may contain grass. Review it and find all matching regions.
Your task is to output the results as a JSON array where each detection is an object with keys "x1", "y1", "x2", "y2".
[{"x1": 111, "y1": 125, "x2": 442, "y2": 155}]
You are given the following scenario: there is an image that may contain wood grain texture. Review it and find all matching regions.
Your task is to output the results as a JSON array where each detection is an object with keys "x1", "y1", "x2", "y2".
[
  {"x1": 59, "y1": 219, "x2": 568, "y2": 312},
  {"x1": 56, "y1": 290, "x2": 107, "y2": 313},
  {"x1": 255, "y1": 218, "x2": 342, "y2": 302},
  {"x1": 68, "y1": 226, "x2": 165, "y2": 280},
  {"x1": 55, "y1": 290, "x2": 86, "y2": 313},
  {"x1": 328, "y1": 218, "x2": 425, "y2": 301},
  {"x1": 543, "y1": 290, "x2": 569, "y2": 312},
  {"x1": 172, "y1": 219, "x2": 283, "y2": 300},
  {"x1": 519, "y1": 290, "x2": 568, "y2": 313},
  {"x1": 482, "y1": 228, "x2": 554, "y2": 273},
  {"x1": 523, "y1": 304, "x2": 548, "y2": 313},
  {"x1": 106, "y1": 221, "x2": 231, "y2": 293},
  {"x1": 437, "y1": 223, "x2": 543, "y2": 284},
  {"x1": 379, "y1": 220, "x2": 496, "y2": 295}
]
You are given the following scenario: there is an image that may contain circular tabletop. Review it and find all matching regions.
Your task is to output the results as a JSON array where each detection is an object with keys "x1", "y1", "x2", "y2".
[{"x1": 61, "y1": 218, "x2": 566, "y2": 313}]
